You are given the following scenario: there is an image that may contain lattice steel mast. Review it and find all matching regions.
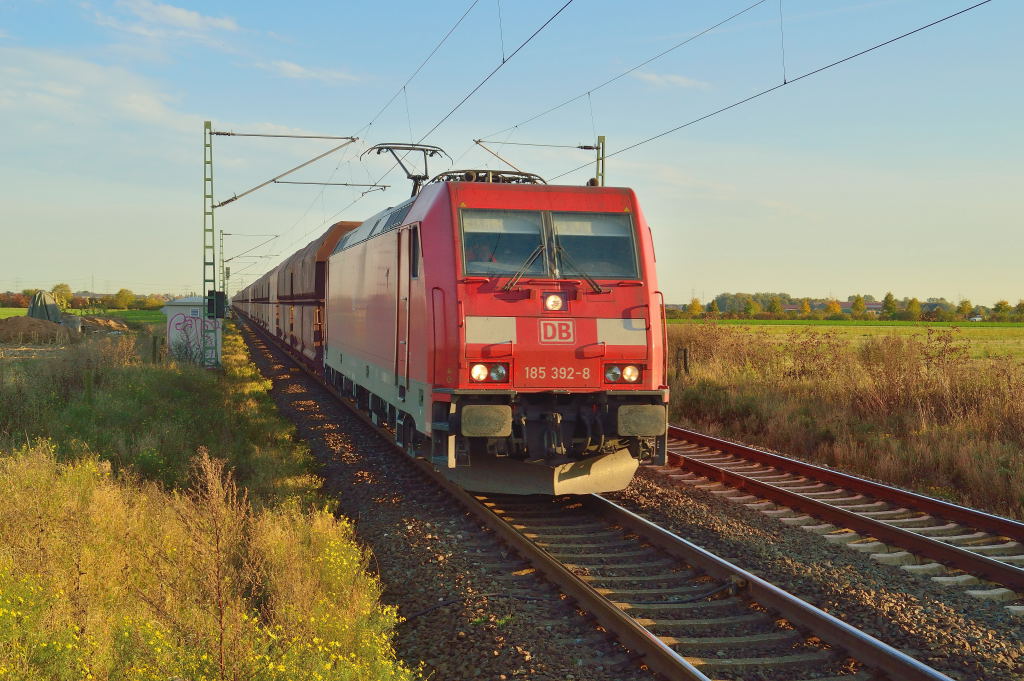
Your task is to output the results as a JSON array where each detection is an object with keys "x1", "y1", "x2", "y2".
[{"x1": 202, "y1": 120, "x2": 218, "y2": 367}]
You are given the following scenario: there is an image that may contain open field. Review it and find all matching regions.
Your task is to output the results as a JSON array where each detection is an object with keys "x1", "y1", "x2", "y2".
[
  {"x1": 669, "y1": 318, "x2": 1024, "y2": 358},
  {"x1": 0, "y1": 307, "x2": 166, "y2": 325},
  {"x1": 667, "y1": 322, "x2": 1024, "y2": 518},
  {"x1": 0, "y1": 324, "x2": 415, "y2": 680},
  {"x1": 669, "y1": 318, "x2": 1024, "y2": 328},
  {"x1": 66, "y1": 308, "x2": 167, "y2": 325}
]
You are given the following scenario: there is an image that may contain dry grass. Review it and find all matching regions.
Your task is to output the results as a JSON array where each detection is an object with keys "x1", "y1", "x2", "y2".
[
  {"x1": 0, "y1": 329, "x2": 311, "y2": 502},
  {"x1": 668, "y1": 323, "x2": 1024, "y2": 518},
  {"x1": 0, "y1": 324, "x2": 419, "y2": 680}
]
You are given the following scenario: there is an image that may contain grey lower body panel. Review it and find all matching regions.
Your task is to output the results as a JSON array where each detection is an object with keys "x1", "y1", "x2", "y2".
[{"x1": 439, "y1": 448, "x2": 639, "y2": 495}]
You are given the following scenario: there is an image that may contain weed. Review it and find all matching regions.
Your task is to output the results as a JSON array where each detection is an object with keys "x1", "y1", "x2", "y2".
[
  {"x1": 0, "y1": 323, "x2": 420, "y2": 680},
  {"x1": 668, "y1": 322, "x2": 1024, "y2": 518}
]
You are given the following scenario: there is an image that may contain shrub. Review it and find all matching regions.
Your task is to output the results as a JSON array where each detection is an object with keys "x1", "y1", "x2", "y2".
[
  {"x1": 0, "y1": 447, "x2": 416, "y2": 681},
  {"x1": 0, "y1": 323, "x2": 418, "y2": 680}
]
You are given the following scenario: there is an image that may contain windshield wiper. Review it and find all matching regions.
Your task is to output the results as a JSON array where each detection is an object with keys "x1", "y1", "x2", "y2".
[
  {"x1": 502, "y1": 244, "x2": 545, "y2": 291},
  {"x1": 555, "y1": 244, "x2": 605, "y2": 294}
]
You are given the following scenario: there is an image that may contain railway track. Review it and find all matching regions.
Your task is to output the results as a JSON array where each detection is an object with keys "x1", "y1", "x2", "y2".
[
  {"x1": 453, "y1": 487, "x2": 957, "y2": 681},
  {"x1": 661, "y1": 426, "x2": 1024, "y2": 615},
  {"x1": 239, "y1": 314, "x2": 957, "y2": 681}
]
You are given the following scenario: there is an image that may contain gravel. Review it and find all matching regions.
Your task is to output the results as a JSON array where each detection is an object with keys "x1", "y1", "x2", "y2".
[
  {"x1": 241, "y1": 325, "x2": 655, "y2": 681},
  {"x1": 610, "y1": 468, "x2": 1024, "y2": 681}
]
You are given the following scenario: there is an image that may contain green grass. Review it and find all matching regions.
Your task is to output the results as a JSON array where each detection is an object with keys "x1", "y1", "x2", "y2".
[
  {"x1": 67, "y1": 308, "x2": 166, "y2": 325},
  {"x1": 668, "y1": 319, "x2": 1024, "y2": 358},
  {"x1": 668, "y1": 317, "x2": 1024, "y2": 327},
  {"x1": 1, "y1": 308, "x2": 166, "y2": 325}
]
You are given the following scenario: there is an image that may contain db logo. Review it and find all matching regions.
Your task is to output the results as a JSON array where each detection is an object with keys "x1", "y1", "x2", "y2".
[{"x1": 539, "y1": 319, "x2": 575, "y2": 344}]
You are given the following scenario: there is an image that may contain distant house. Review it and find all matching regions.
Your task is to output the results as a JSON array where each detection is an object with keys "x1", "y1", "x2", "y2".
[
  {"x1": 969, "y1": 315, "x2": 984, "y2": 322},
  {"x1": 838, "y1": 301, "x2": 884, "y2": 314},
  {"x1": 919, "y1": 302, "x2": 951, "y2": 314}
]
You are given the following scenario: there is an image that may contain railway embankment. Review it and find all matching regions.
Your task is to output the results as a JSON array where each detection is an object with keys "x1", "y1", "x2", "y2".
[{"x1": 0, "y1": 324, "x2": 416, "y2": 680}]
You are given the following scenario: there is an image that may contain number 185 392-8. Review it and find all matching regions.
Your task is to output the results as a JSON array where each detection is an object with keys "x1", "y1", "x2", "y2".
[{"x1": 523, "y1": 366, "x2": 590, "y2": 380}]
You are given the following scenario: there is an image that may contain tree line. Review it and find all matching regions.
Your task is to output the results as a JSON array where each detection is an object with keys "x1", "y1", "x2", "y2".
[
  {"x1": 669, "y1": 292, "x2": 1024, "y2": 322},
  {"x1": 0, "y1": 284, "x2": 171, "y2": 311}
]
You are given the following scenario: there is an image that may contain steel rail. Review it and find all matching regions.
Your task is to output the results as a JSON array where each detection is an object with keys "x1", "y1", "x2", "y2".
[
  {"x1": 667, "y1": 426, "x2": 1024, "y2": 591},
  {"x1": 236, "y1": 315, "x2": 958, "y2": 681},
  {"x1": 586, "y1": 495, "x2": 955, "y2": 681},
  {"x1": 418, "y1": 461, "x2": 713, "y2": 681}
]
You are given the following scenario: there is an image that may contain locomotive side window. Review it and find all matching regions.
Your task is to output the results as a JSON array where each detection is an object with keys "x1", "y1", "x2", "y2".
[
  {"x1": 551, "y1": 212, "x2": 639, "y2": 280},
  {"x1": 409, "y1": 225, "x2": 420, "y2": 279},
  {"x1": 461, "y1": 210, "x2": 545, "y2": 276}
]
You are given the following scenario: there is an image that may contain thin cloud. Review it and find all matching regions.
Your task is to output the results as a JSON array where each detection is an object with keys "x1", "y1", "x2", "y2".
[
  {"x1": 120, "y1": 0, "x2": 238, "y2": 32},
  {"x1": 258, "y1": 60, "x2": 358, "y2": 83},
  {"x1": 89, "y1": 0, "x2": 240, "y2": 50},
  {"x1": 0, "y1": 46, "x2": 200, "y2": 133},
  {"x1": 632, "y1": 71, "x2": 709, "y2": 89}
]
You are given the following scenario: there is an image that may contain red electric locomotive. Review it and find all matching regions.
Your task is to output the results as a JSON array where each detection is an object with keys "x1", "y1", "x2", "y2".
[{"x1": 236, "y1": 163, "x2": 668, "y2": 495}]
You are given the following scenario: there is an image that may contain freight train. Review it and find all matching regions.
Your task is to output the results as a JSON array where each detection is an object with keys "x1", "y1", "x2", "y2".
[{"x1": 234, "y1": 165, "x2": 667, "y2": 495}]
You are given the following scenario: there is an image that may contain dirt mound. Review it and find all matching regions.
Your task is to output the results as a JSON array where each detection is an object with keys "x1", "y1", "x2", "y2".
[
  {"x1": 80, "y1": 316, "x2": 130, "y2": 332},
  {"x1": 0, "y1": 316, "x2": 69, "y2": 343}
]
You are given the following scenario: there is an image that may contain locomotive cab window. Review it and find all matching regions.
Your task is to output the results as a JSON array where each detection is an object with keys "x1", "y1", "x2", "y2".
[
  {"x1": 409, "y1": 225, "x2": 420, "y2": 279},
  {"x1": 460, "y1": 209, "x2": 639, "y2": 280},
  {"x1": 461, "y1": 209, "x2": 545, "y2": 276},
  {"x1": 552, "y1": 212, "x2": 638, "y2": 280}
]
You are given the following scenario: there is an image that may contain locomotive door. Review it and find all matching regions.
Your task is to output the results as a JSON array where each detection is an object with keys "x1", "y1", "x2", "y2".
[{"x1": 395, "y1": 227, "x2": 413, "y2": 397}]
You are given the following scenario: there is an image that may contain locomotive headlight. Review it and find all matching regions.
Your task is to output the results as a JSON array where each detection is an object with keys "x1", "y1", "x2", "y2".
[
  {"x1": 544, "y1": 293, "x2": 564, "y2": 311},
  {"x1": 604, "y1": 365, "x2": 622, "y2": 382},
  {"x1": 622, "y1": 365, "x2": 640, "y2": 383},
  {"x1": 489, "y1": 364, "x2": 508, "y2": 382},
  {"x1": 470, "y1": 363, "x2": 489, "y2": 382}
]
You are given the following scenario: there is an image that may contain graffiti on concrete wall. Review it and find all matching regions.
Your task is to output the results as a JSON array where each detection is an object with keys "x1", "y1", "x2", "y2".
[{"x1": 167, "y1": 313, "x2": 220, "y2": 363}]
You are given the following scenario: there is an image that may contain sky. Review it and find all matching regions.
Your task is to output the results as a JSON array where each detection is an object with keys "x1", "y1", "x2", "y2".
[{"x1": 0, "y1": 0, "x2": 1020, "y2": 305}]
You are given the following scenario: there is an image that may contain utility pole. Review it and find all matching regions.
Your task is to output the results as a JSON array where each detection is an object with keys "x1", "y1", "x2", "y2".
[
  {"x1": 595, "y1": 135, "x2": 606, "y2": 187},
  {"x1": 202, "y1": 121, "x2": 218, "y2": 367}
]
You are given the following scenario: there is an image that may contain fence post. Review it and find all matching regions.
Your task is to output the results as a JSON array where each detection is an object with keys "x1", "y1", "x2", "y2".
[{"x1": 682, "y1": 347, "x2": 690, "y2": 375}]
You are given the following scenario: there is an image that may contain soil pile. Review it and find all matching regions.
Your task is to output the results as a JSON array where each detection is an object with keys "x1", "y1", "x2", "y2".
[
  {"x1": 0, "y1": 316, "x2": 69, "y2": 343},
  {"x1": 80, "y1": 316, "x2": 130, "y2": 333}
]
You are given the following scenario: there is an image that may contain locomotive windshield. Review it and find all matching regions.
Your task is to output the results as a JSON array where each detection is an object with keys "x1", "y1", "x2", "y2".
[
  {"x1": 462, "y1": 209, "x2": 546, "y2": 276},
  {"x1": 551, "y1": 212, "x2": 638, "y2": 279},
  {"x1": 461, "y1": 209, "x2": 639, "y2": 279}
]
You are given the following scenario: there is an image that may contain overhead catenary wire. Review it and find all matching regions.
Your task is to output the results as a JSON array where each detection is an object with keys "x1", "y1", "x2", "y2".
[
  {"x1": 213, "y1": 138, "x2": 357, "y2": 208},
  {"x1": 306, "y1": 0, "x2": 578, "y2": 246},
  {"x1": 259, "y1": 0, "x2": 485, "y2": 259},
  {"x1": 496, "y1": 0, "x2": 506, "y2": 62},
  {"x1": 273, "y1": 181, "x2": 390, "y2": 188},
  {"x1": 549, "y1": 0, "x2": 995, "y2": 182},
  {"x1": 223, "y1": 235, "x2": 279, "y2": 263},
  {"x1": 357, "y1": 0, "x2": 483, "y2": 138},
  {"x1": 474, "y1": 140, "x2": 527, "y2": 172},
  {"x1": 416, "y1": 0, "x2": 575, "y2": 145},
  {"x1": 474, "y1": 140, "x2": 596, "y2": 149},
  {"x1": 210, "y1": 132, "x2": 357, "y2": 140},
  {"x1": 481, "y1": 0, "x2": 769, "y2": 140},
  {"x1": 778, "y1": 0, "x2": 788, "y2": 83}
]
